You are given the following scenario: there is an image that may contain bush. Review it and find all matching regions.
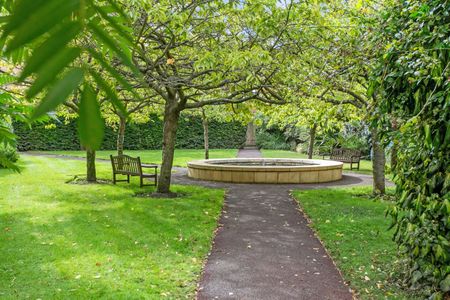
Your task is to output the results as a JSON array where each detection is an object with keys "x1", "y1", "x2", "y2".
[
  {"x1": 0, "y1": 144, "x2": 19, "y2": 168},
  {"x1": 373, "y1": 0, "x2": 450, "y2": 297},
  {"x1": 256, "y1": 127, "x2": 290, "y2": 150},
  {"x1": 13, "y1": 114, "x2": 247, "y2": 151}
]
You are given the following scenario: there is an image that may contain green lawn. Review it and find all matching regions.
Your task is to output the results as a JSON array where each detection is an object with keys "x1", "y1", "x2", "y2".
[
  {"x1": 262, "y1": 149, "x2": 374, "y2": 174},
  {"x1": 36, "y1": 149, "x2": 374, "y2": 174},
  {"x1": 38, "y1": 149, "x2": 238, "y2": 167},
  {"x1": 0, "y1": 156, "x2": 224, "y2": 299},
  {"x1": 293, "y1": 187, "x2": 415, "y2": 299}
]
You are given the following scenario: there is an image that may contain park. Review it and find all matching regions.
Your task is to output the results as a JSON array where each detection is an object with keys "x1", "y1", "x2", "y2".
[{"x1": 0, "y1": 0, "x2": 448, "y2": 299}]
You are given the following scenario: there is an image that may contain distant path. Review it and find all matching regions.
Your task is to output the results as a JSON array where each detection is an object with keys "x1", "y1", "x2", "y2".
[{"x1": 237, "y1": 148, "x2": 262, "y2": 158}]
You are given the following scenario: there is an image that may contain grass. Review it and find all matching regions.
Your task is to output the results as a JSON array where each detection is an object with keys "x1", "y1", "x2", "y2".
[
  {"x1": 0, "y1": 155, "x2": 224, "y2": 299},
  {"x1": 35, "y1": 148, "x2": 374, "y2": 174},
  {"x1": 262, "y1": 149, "x2": 374, "y2": 175},
  {"x1": 292, "y1": 187, "x2": 415, "y2": 299},
  {"x1": 38, "y1": 149, "x2": 238, "y2": 167}
]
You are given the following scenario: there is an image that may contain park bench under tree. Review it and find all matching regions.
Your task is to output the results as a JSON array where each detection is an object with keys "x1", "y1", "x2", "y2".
[
  {"x1": 323, "y1": 148, "x2": 362, "y2": 170},
  {"x1": 110, "y1": 155, "x2": 158, "y2": 187}
]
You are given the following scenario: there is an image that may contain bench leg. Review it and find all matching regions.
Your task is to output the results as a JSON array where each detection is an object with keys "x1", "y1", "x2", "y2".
[
  {"x1": 127, "y1": 174, "x2": 130, "y2": 183},
  {"x1": 113, "y1": 173, "x2": 116, "y2": 184},
  {"x1": 357, "y1": 161, "x2": 360, "y2": 170},
  {"x1": 140, "y1": 176, "x2": 143, "y2": 188}
]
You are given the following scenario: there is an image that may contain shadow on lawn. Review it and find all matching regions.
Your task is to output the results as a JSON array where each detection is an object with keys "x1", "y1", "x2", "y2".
[{"x1": 0, "y1": 186, "x2": 221, "y2": 298}]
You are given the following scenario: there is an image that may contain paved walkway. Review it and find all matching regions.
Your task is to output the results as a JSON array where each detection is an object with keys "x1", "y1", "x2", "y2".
[
  {"x1": 237, "y1": 148, "x2": 262, "y2": 158},
  {"x1": 197, "y1": 185, "x2": 352, "y2": 300},
  {"x1": 192, "y1": 148, "x2": 353, "y2": 299}
]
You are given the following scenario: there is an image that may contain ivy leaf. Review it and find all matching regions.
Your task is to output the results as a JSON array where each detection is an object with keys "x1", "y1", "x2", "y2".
[{"x1": 440, "y1": 274, "x2": 450, "y2": 292}]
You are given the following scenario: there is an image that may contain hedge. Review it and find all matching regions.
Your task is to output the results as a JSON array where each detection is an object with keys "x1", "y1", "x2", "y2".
[{"x1": 14, "y1": 114, "x2": 247, "y2": 151}]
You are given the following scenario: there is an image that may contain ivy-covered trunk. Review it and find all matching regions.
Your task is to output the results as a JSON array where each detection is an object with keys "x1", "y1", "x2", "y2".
[
  {"x1": 157, "y1": 104, "x2": 180, "y2": 194},
  {"x1": 371, "y1": 127, "x2": 385, "y2": 194},
  {"x1": 86, "y1": 148, "x2": 96, "y2": 182},
  {"x1": 308, "y1": 123, "x2": 317, "y2": 159},
  {"x1": 202, "y1": 110, "x2": 209, "y2": 160},
  {"x1": 117, "y1": 116, "x2": 126, "y2": 156}
]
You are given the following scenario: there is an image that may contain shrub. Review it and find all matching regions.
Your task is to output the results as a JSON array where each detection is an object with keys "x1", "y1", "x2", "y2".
[
  {"x1": 13, "y1": 114, "x2": 247, "y2": 151},
  {"x1": 373, "y1": 0, "x2": 450, "y2": 297},
  {"x1": 256, "y1": 128, "x2": 290, "y2": 150},
  {"x1": 0, "y1": 144, "x2": 19, "y2": 168}
]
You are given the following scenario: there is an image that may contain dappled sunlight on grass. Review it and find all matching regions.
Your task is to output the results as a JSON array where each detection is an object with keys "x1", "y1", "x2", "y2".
[{"x1": 0, "y1": 156, "x2": 224, "y2": 298}]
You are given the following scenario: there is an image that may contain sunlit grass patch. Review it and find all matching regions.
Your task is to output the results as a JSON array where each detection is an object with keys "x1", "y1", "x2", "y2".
[{"x1": 0, "y1": 156, "x2": 224, "y2": 299}]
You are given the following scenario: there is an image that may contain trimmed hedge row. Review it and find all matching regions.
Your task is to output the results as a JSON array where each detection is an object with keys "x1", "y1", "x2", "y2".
[{"x1": 14, "y1": 115, "x2": 247, "y2": 151}]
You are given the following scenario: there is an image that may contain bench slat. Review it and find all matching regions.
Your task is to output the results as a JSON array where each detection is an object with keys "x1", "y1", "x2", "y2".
[{"x1": 326, "y1": 148, "x2": 362, "y2": 170}]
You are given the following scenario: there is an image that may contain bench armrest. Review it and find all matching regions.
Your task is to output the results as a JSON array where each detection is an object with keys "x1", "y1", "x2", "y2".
[
  {"x1": 141, "y1": 164, "x2": 158, "y2": 168},
  {"x1": 350, "y1": 155, "x2": 361, "y2": 162}
]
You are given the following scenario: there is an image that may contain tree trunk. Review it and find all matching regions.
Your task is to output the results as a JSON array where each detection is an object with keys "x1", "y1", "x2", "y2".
[
  {"x1": 86, "y1": 148, "x2": 96, "y2": 182},
  {"x1": 117, "y1": 116, "x2": 126, "y2": 156},
  {"x1": 202, "y1": 110, "x2": 209, "y2": 160},
  {"x1": 157, "y1": 104, "x2": 180, "y2": 194},
  {"x1": 371, "y1": 127, "x2": 386, "y2": 194},
  {"x1": 308, "y1": 123, "x2": 317, "y2": 159}
]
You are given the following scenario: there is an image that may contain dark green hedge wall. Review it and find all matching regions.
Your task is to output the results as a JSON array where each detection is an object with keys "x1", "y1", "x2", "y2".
[{"x1": 14, "y1": 115, "x2": 247, "y2": 151}]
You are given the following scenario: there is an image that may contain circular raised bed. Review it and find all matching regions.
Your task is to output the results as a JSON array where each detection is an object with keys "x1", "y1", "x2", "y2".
[{"x1": 187, "y1": 158, "x2": 343, "y2": 184}]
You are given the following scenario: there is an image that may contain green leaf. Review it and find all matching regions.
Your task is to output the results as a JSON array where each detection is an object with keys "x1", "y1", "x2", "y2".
[
  {"x1": 86, "y1": 48, "x2": 141, "y2": 99},
  {"x1": 88, "y1": 20, "x2": 140, "y2": 76},
  {"x1": 89, "y1": 69, "x2": 128, "y2": 117},
  {"x1": 424, "y1": 124, "x2": 432, "y2": 146},
  {"x1": 6, "y1": 0, "x2": 80, "y2": 53},
  {"x1": 103, "y1": 0, "x2": 130, "y2": 22},
  {"x1": 440, "y1": 274, "x2": 450, "y2": 292},
  {"x1": 26, "y1": 47, "x2": 81, "y2": 99},
  {"x1": 92, "y1": 3, "x2": 134, "y2": 45},
  {"x1": 0, "y1": 153, "x2": 20, "y2": 172},
  {"x1": 20, "y1": 21, "x2": 82, "y2": 81},
  {"x1": 31, "y1": 68, "x2": 84, "y2": 120},
  {"x1": 78, "y1": 84, "x2": 104, "y2": 150},
  {"x1": 1, "y1": 0, "x2": 48, "y2": 37}
]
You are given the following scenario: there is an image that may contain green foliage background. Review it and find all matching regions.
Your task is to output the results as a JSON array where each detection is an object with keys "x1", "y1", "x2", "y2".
[{"x1": 13, "y1": 114, "x2": 248, "y2": 151}]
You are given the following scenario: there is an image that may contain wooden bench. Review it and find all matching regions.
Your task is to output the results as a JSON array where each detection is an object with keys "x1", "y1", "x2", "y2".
[
  {"x1": 323, "y1": 148, "x2": 362, "y2": 170},
  {"x1": 110, "y1": 155, "x2": 157, "y2": 187}
]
